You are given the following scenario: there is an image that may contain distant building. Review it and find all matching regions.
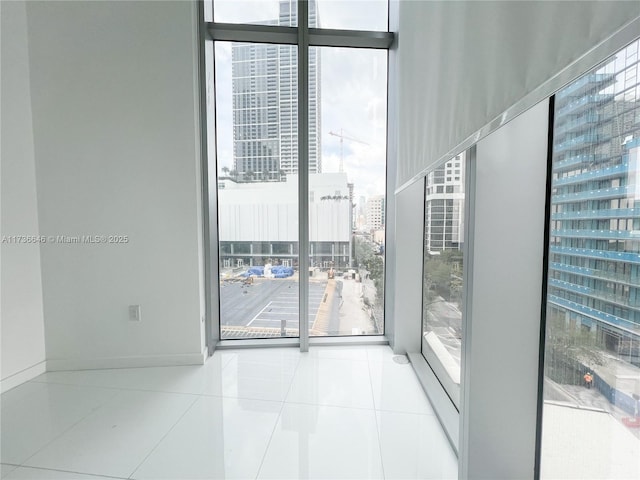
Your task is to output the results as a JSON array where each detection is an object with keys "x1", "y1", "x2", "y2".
[
  {"x1": 231, "y1": 0, "x2": 320, "y2": 181},
  {"x1": 218, "y1": 173, "x2": 350, "y2": 268},
  {"x1": 424, "y1": 154, "x2": 465, "y2": 254},
  {"x1": 366, "y1": 195, "x2": 385, "y2": 232},
  {"x1": 549, "y1": 58, "x2": 640, "y2": 365}
]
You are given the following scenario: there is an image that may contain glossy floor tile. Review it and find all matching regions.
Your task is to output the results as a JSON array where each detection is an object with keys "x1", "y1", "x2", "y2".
[
  {"x1": 1, "y1": 383, "x2": 120, "y2": 465},
  {"x1": 2, "y1": 466, "x2": 120, "y2": 479},
  {"x1": 212, "y1": 348, "x2": 300, "y2": 401},
  {"x1": 132, "y1": 396, "x2": 281, "y2": 479},
  {"x1": 1, "y1": 465, "x2": 18, "y2": 479},
  {"x1": 377, "y1": 410, "x2": 458, "y2": 480},
  {"x1": 23, "y1": 390, "x2": 196, "y2": 478},
  {"x1": 258, "y1": 403, "x2": 384, "y2": 479},
  {"x1": 286, "y1": 356, "x2": 375, "y2": 409},
  {"x1": 369, "y1": 355, "x2": 436, "y2": 415},
  {"x1": 1, "y1": 346, "x2": 457, "y2": 479}
]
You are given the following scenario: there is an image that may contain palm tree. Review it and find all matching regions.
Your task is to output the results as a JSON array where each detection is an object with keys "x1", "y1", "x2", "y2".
[{"x1": 221, "y1": 166, "x2": 229, "y2": 178}]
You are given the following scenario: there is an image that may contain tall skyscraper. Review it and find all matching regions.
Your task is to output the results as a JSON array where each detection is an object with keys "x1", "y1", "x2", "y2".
[
  {"x1": 549, "y1": 43, "x2": 640, "y2": 365},
  {"x1": 231, "y1": 0, "x2": 320, "y2": 181},
  {"x1": 424, "y1": 154, "x2": 465, "y2": 254}
]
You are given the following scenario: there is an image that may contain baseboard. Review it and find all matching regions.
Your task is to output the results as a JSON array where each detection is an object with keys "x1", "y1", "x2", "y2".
[
  {"x1": 46, "y1": 351, "x2": 207, "y2": 372},
  {"x1": 407, "y1": 352, "x2": 460, "y2": 455},
  {"x1": 1, "y1": 360, "x2": 47, "y2": 393}
]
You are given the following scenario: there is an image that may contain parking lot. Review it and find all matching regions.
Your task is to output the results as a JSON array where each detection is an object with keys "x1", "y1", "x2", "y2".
[{"x1": 220, "y1": 278, "x2": 327, "y2": 331}]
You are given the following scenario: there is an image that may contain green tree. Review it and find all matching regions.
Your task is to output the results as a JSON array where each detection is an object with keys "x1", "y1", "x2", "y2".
[
  {"x1": 544, "y1": 312, "x2": 605, "y2": 385},
  {"x1": 423, "y1": 251, "x2": 463, "y2": 303}
]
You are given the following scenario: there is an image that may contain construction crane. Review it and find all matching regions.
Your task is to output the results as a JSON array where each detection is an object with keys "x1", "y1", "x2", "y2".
[{"x1": 328, "y1": 129, "x2": 369, "y2": 173}]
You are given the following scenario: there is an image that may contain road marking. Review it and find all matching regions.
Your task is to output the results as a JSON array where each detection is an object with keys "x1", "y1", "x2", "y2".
[
  {"x1": 260, "y1": 312, "x2": 299, "y2": 315},
  {"x1": 247, "y1": 301, "x2": 272, "y2": 326}
]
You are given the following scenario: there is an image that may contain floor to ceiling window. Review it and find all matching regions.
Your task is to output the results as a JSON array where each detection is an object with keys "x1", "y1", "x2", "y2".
[
  {"x1": 421, "y1": 150, "x2": 469, "y2": 408},
  {"x1": 541, "y1": 39, "x2": 640, "y2": 479},
  {"x1": 310, "y1": 46, "x2": 388, "y2": 336},
  {"x1": 204, "y1": 0, "x2": 392, "y2": 342}
]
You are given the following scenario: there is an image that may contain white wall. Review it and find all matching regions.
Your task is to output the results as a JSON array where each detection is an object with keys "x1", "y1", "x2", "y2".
[
  {"x1": 24, "y1": 0, "x2": 206, "y2": 369},
  {"x1": 396, "y1": 0, "x2": 640, "y2": 187},
  {"x1": 391, "y1": 179, "x2": 423, "y2": 355},
  {"x1": 0, "y1": 0, "x2": 47, "y2": 391},
  {"x1": 460, "y1": 101, "x2": 549, "y2": 479}
]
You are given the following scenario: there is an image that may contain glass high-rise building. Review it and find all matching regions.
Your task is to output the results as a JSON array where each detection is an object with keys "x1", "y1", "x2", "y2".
[
  {"x1": 231, "y1": 0, "x2": 320, "y2": 181},
  {"x1": 549, "y1": 42, "x2": 640, "y2": 366}
]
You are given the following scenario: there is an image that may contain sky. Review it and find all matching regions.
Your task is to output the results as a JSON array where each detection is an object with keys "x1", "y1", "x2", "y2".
[{"x1": 207, "y1": 0, "x2": 389, "y2": 202}]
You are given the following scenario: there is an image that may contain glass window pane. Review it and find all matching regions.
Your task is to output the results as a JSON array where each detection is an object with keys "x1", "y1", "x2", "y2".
[
  {"x1": 313, "y1": 0, "x2": 388, "y2": 31},
  {"x1": 214, "y1": 41, "x2": 299, "y2": 339},
  {"x1": 421, "y1": 152, "x2": 466, "y2": 406},
  {"x1": 541, "y1": 39, "x2": 640, "y2": 479},
  {"x1": 213, "y1": 0, "x2": 297, "y2": 27},
  {"x1": 309, "y1": 47, "x2": 387, "y2": 337}
]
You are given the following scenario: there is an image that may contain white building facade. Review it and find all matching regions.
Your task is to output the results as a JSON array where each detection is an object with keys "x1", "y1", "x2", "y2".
[
  {"x1": 218, "y1": 173, "x2": 350, "y2": 268},
  {"x1": 424, "y1": 153, "x2": 465, "y2": 254}
]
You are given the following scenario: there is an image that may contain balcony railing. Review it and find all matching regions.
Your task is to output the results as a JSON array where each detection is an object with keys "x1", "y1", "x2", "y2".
[
  {"x1": 554, "y1": 133, "x2": 603, "y2": 153},
  {"x1": 551, "y1": 207, "x2": 638, "y2": 221},
  {"x1": 552, "y1": 162, "x2": 628, "y2": 187},
  {"x1": 554, "y1": 113, "x2": 603, "y2": 138},
  {"x1": 551, "y1": 185, "x2": 633, "y2": 203},
  {"x1": 549, "y1": 245, "x2": 640, "y2": 264},
  {"x1": 556, "y1": 73, "x2": 616, "y2": 100},
  {"x1": 548, "y1": 294, "x2": 640, "y2": 334},
  {"x1": 556, "y1": 94, "x2": 614, "y2": 117},
  {"x1": 549, "y1": 261, "x2": 640, "y2": 286},
  {"x1": 552, "y1": 154, "x2": 607, "y2": 172},
  {"x1": 551, "y1": 229, "x2": 640, "y2": 240},
  {"x1": 549, "y1": 278, "x2": 640, "y2": 311}
]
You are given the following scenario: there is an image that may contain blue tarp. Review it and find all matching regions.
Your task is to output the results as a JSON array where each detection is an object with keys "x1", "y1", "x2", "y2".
[{"x1": 240, "y1": 265, "x2": 294, "y2": 278}]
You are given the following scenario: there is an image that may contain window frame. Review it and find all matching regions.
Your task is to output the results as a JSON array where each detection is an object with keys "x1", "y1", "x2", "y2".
[{"x1": 200, "y1": 1, "x2": 394, "y2": 352}]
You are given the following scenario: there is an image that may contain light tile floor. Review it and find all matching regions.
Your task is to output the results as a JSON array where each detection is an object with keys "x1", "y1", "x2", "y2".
[{"x1": 1, "y1": 346, "x2": 457, "y2": 480}]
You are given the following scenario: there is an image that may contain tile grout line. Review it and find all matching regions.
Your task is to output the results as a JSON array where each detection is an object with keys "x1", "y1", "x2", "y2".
[
  {"x1": 253, "y1": 354, "x2": 304, "y2": 480},
  {"x1": 27, "y1": 380, "x2": 205, "y2": 397},
  {"x1": 126, "y1": 395, "x2": 201, "y2": 480},
  {"x1": 17, "y1": 388, "x2": 127, "y2": 470},
  {"x1": 219, "y1": 352, "x2": 238, "y2": 371},
  {"x1": 367, "y1": 348, "x2": 388, "y2": 480},
  {"x1": 2, "y1": 464, "x2": 129, "y2": 479}
]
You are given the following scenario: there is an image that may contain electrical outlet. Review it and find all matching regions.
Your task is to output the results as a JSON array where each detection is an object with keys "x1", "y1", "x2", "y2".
[{"x1": 129, "y1": 305, "x2": 141, "y2": 322}]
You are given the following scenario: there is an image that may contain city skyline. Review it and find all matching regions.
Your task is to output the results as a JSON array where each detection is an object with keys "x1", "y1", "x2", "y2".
[
  {"x1": 230, "y1": 0, "x2": 320, "y2": 179},
  {"x1": 213, "y1": 0, "x2": 388, "y2": 201}
]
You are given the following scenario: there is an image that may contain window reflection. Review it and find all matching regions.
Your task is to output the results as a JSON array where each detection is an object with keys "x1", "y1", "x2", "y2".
[{"x1": 541, "y1": 40, "x2": 640, "y2": 479}]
